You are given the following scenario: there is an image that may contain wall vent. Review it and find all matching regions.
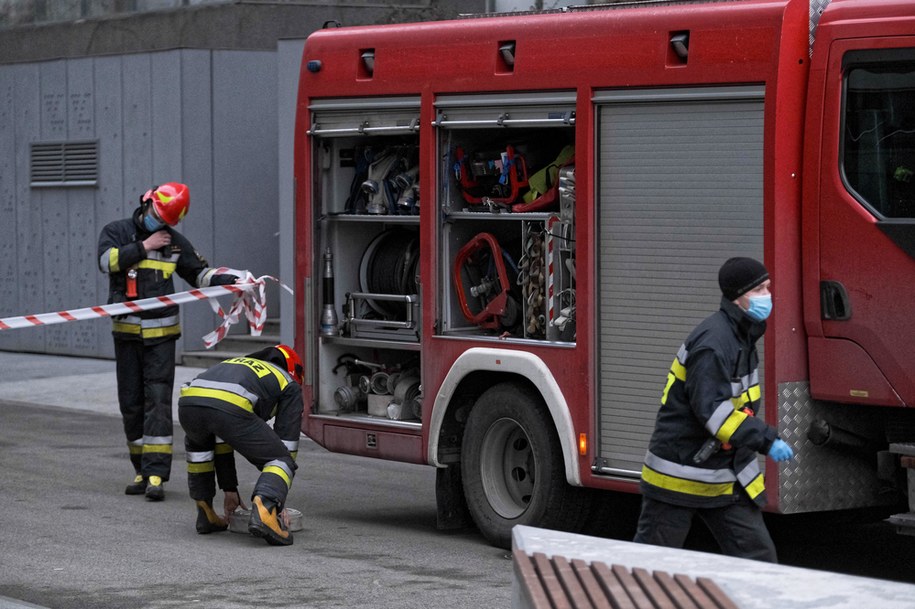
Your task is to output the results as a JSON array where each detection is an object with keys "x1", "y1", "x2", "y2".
[{"x1": 30, "y1": 140, "x2": 99, "y2": 187}]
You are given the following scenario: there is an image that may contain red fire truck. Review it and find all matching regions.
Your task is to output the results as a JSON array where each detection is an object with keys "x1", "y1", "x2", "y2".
[{"x1": 293, "y1": 0, "x2": 915, "y2": 548}]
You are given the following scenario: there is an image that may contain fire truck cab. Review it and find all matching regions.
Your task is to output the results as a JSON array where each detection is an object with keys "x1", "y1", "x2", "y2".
[{"x1": 294, "y1": 0, "x2": 915, "y2": 548}]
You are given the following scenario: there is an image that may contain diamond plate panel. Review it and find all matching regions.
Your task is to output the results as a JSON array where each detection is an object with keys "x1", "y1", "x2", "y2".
[
  {"x1": 777, "y1": 381, "x2": 888, "y2": 513},
  {"x1": 809, "y1": 0, "x2": 832, "y2": 53}
]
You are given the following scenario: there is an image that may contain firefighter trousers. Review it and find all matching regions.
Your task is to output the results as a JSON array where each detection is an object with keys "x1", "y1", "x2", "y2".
[
  {"x1": 114, "y1": 338, "x2": 175, "y2": 480},
  {"x1": 633, "y1": 494, "x2": 778, "y2": 563},
  {"x1": 178, "y1": 403, "x2": 296, "y2": 508}
]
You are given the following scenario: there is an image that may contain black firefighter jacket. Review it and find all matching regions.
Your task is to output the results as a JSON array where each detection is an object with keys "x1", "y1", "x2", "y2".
[
  {"x1": 640, "y1": 297, "x2": 779, "y2": 508},
  {"x1": 97, "y1": 206, "x2": 236, "y2": 345},
  {"x1": 179, "y1": 355, "x2": 304, "y2": 489}
]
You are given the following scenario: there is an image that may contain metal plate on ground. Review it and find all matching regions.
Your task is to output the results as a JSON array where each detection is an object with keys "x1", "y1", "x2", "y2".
[{"x1": 228, "y1": 506, "x2": 303, "y2": 533}]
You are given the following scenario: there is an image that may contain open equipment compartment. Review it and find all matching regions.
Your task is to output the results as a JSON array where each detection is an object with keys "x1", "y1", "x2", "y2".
[
  {"x1": 434, "y1": 91, "x2": 577, "y2": 343},
  {"x1": 310, "y1": 96, "x2": 422, "y2": 421}
]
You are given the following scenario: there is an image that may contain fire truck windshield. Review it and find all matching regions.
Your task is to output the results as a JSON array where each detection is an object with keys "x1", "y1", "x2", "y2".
[{"x1": 842, "y1": 49, "x2": 915, "y2": 219}]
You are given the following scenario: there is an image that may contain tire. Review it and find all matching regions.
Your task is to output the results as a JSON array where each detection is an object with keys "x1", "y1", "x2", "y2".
[{"x1": 461, "y1": 382, "x2": 586, "y2": 548}]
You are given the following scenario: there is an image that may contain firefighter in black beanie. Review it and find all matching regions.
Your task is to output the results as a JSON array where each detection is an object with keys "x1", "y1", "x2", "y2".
[{"x1": 634, "y1": 257, "x2": 794, "y2": 562}]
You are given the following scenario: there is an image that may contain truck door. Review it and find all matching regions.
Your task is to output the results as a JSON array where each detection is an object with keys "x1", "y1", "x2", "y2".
[{"x1": 807, "y1": 41, "x2": 915, "y2": 407}]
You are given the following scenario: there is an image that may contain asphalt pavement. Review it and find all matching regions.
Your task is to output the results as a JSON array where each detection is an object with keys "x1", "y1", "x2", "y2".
[
  {"x1": 0, "y1": 352, "x2": 513, "y2": 609},
  {"x1": 0, "y1": 352, "x2": 205, "y2": 609},
  {"x1": 4, "y1": 351, "x2": 915, "y2": 608}
]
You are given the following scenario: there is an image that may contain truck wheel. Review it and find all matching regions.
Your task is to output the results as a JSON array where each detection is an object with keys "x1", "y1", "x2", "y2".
[{"x1": 461, "y1": 382, "x2": 582, "y2": 548}]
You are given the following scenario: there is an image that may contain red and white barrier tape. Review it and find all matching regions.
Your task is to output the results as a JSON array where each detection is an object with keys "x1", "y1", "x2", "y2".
[{"x1": 0, "y1": 269, "x2": 292, "y2": 349}]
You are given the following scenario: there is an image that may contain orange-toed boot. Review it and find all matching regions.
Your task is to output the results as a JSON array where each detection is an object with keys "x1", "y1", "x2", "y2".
[
  {"x1": 195, "y1": 500, "x2": 229, "y2": 534},
  {"x1": 248, "y1": 496, "x2": 292, "y2": 546}
]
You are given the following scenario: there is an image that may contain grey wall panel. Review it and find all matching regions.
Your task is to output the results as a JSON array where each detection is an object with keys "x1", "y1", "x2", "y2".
[
  {"x1": 150, "y1": 52, "x2": 183, "y2": 181},
  {"x1": 596, "y1": 89, "x2": 765, "y2": 475},
  {"x1": 14, "y1": 64, "x2": 43, "y2": 351},
  {"x1": 0, "y1": 65, "x2": 22, "y2": 351},
  {"x1": 94, "y1": 56, "x2": 126, "y2": 359},
  {"x1": 211, "y1": 50, "x2": 279, "y2": 329},
  {"x1": 179, "y1": 49, "x2": 217, "y2": 351},
  {"x1": 122, "y1": 54, "x2": 153, "y2": 200},
  {"x1": 12, "y1": 63, "x2": 45, "y2": 351},
  {"x1": 66, "y1": 59, "x2": 100, "y2": 355},
  {"x1": 39, "y1": 60, "x2": 72, "y2": 353}
]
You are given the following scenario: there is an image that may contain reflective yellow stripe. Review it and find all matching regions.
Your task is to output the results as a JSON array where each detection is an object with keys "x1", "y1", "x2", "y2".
[
  {"x1": 670, "y1": 357, "x2": 686, "y2": 382},
  {"x1": 142, "y1": 444, "x2": 172, "y2": 454},
  {"x1": 225, "y1": 357, "x2": 289, "y2": 390},
  {"x1": 661, "y1": 372, "x2": 675, "y2": 405},
  {"x1": 138, "y1": 258, "x2": 177, "y2": 279},
  {"x1": 641, "y1": 465, "x2": 735, "y2": 498},
  {"x1": 113, "y1": 321, "x2": 141, "y2": 335},
  {"x1": 744, "y1": 473, "x2": 765, "y2": 500},
  {"x1": 716, "y1": 409, "x2": 749, "y2": 444},
  {"x1": 187, "y1": 462, "x2": 214, "y2": 474},
  {"x1": 290, "y1": 451, "x2": 298, "y2": 461},
  {"x1": 215, "y1": 444, "x2": 234, "y2": 455},
  {"x1": 140, "y1": 324, "x2": 180, "y2": 339},
  {"x1": 180, "y1": 386, "x2": 254, "y2": 413},
  {"x1": 128, "y1": 444, "x2": 143, "y2": 455},
  {"x1": 263, "y1": 465, "x2": 292, "y2": 488},
  {"x1": 112, "y1": 321, "x2": 180, "y2": 338},
  {"x1": 661, "y1": 357, "x2": 686, "y2": 405},
  {"x1": 109, "y1": 249, "x2": 121, "y2": 272},
  {"x1": 748, "y1": 385, "x2": 760, "y2": 402},
  {"x1": 732, "y1": 385, "x2": 761, "y2": 408}
]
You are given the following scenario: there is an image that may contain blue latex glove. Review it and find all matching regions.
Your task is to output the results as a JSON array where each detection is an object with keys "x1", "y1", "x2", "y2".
[{"x1": 768, "y1": 438, "x2": 794, "y2": 462}]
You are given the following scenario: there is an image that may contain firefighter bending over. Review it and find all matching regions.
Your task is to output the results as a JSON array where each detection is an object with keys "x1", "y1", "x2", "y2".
[
  {"x1": 634, "y1": 257, "x2": 794, "y2": 562},
  {"x1": 97, "y1": 182, "x2": 242, "y2": 501},
  {"x1": 178, "y1": 344, "x2": 305, "y2": 546}
]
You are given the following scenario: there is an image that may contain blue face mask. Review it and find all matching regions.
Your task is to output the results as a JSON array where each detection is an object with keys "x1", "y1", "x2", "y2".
[
  {"x1": 746, "y1": 294, "x2": 772, "y2": 321},
  {"x1": 143, "y1": 212, "x2": 165, "y2": 232}
]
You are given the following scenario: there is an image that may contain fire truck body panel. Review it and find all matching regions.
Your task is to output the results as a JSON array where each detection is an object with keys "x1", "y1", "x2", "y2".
[{"x1": 294, "y1": 0, "x2": 915, "y2": 546}]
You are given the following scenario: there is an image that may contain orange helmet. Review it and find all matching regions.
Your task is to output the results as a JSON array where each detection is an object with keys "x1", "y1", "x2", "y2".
[
  {"x1": 143, "y1": 182, "x2": 190, "y2": 226},
  {"x1": 275, "y1": 344, "x2": 304, "y2": 384}
]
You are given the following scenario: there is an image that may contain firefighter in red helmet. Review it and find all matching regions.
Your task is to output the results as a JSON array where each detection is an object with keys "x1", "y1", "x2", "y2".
[
  {"x1": 178, "y1": 345, "x2": 305, "y2": 546},
  {"x1": 97, "y1": 182, "x2": 243, "y2": 501}
]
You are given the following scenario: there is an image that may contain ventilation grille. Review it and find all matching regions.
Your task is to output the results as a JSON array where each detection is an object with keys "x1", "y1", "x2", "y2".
[{"x1": 30, "y1": 141, "x2": 99, "y2": 187}]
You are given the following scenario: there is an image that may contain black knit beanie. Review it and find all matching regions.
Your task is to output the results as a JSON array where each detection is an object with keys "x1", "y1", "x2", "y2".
[{"x1": 718, "y1": 257, "x2": 769, "y2": 301}]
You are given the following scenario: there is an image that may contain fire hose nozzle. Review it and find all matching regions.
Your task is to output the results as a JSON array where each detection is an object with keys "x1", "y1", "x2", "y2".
[
  {"x1": 320, "y1": 247, "x2": 339, "y2": 336},
  {"x1": 470, "y1": 277, "x2": 495, "y2": 298}
]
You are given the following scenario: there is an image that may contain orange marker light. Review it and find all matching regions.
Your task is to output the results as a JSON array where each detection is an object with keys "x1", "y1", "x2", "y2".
[{"x1": 578, "y1": 433, "x2": 588, "y2": 456}]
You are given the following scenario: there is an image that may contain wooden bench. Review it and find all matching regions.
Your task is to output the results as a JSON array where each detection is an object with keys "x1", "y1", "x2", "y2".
[{"x1": 513, "y1": 549, "x2": 739, "y2": 609}]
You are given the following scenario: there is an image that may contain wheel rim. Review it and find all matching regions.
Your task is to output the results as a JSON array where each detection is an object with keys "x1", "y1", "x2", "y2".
[{"x1": 479, "y1": 417, "x2": 534, "y2": 519}]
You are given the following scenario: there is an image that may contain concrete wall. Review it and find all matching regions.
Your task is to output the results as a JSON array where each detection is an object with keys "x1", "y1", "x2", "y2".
[
  {"x1": 0, "y1": 1, "x2": 485, "y2": 359},
  {"x1": 0, "y1": 48, "x2": 279, "y2": 358}
]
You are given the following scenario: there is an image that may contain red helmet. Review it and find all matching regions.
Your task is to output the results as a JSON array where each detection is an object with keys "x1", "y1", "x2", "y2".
[
  {"x1": 144, "y1": 182, "x2": 190, "y2": 226},
  {"x1": 275, "y1": 344, "x2": 304, "y2": 384}
]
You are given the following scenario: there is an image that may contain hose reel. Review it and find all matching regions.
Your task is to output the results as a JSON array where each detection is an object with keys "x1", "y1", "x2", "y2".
[{"x1": 345, "y1": 228, "x2": 420, "y2": 341}]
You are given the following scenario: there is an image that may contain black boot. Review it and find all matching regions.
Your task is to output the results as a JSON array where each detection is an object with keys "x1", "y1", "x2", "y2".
[
  {"x1": 195, "y1": 500, "x2": 228, "y2": 534},
  {"x1": 248, "y1": 496, "x2": 293, "y2": 546},
  {"x1": 125, "y1": 474, "x2": 147, "y2": 495},
  {"x1": 145, "y1": 475, "x2": 165, "y2": 501}
]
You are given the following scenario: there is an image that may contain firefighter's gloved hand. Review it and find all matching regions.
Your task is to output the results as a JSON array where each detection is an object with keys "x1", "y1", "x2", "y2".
[
  {"x1": 768, "y1": 438, "x2": 794, "y2": 462},
  {"x1": 211, "y1": 272, "x2": 244, "y2": 286}
]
